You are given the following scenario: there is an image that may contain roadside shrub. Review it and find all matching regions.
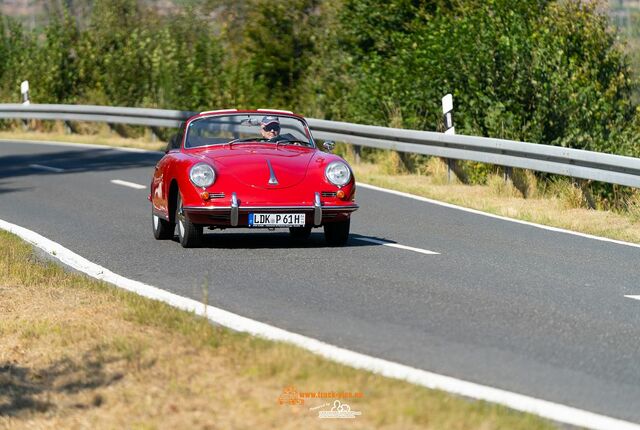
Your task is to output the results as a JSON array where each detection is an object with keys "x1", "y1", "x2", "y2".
[
  {"x1": 512, "y1": 169, "x2": 539, "y2": 199},
  {"x1": 373, "y1": 150, "x2": 408, "y2": 175},
  {"x1": 624, "y1": 191, "x2": 640, "y2": 222},
  {"x1": 546, "y1": 178, "x2": 587, "y2": 209},
  {"x1": 487, "y1": 173, "x2": 521, "y2": 198}
]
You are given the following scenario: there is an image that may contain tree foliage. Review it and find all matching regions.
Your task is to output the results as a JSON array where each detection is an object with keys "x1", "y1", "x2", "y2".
[
  {"x1": 0, "y1": 0, "x2": 637, "y2": 158},
  {"x1": 324, "y1": 0, "x2": 639, "y2": 156}
]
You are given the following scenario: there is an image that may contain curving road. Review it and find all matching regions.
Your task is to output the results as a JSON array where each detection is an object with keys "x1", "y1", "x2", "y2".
[{"x1": 2, "y1": 139, "x2": 640, "y2": 424}]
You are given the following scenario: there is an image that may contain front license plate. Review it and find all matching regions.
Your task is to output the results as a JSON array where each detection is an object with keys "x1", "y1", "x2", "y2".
[{"x1": 249, "y1": 213, "x2": 305, "y2": 227}]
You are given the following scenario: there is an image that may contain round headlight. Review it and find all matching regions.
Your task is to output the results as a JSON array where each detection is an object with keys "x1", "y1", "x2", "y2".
[
  {"x1": 189, "y1": 163, "x2": 215, "y2": 188},
  {"x1": 325, "y1": 161, "x2": 351, "y2": 187}
]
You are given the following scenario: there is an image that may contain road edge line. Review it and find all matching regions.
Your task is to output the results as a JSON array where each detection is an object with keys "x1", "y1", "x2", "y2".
[
  {"x1": 1, "y1": 218, "x2": 638, "y2": 430},
  {"x1": 358, "y1": 182, "x2": 640, "y2": 250}
]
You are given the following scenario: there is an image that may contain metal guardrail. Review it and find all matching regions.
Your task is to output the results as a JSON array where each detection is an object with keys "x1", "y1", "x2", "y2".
[
  {"x1": 2, "y1": 103, "x2": 640, "y2": 188},
  {"x1": 0, "y1": 103, "x2": 191, "y2": 128}
]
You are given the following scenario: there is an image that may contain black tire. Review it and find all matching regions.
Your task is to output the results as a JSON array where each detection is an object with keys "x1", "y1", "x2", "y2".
[
  {"x1": 152, "y1": 212, "x2": 175, "y2": 240},
  {"x1": 289, "y1": 225, "x2": 312, "y2": 240},
  {"x1": 176, "y1": 193, "x2": 203, "y2": 248},
  {"x1": 324, "y1": 219, "x2": 350, "y2": 246}
]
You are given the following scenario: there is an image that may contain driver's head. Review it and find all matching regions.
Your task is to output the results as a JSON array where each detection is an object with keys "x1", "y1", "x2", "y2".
[{"x1": 260, "y1": 116, "x2": 280, "y2": 139}]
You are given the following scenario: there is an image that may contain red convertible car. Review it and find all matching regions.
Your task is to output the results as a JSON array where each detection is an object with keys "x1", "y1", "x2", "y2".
[{"x1": 149, "y1": 109, "x2": 358, "y2": 248}]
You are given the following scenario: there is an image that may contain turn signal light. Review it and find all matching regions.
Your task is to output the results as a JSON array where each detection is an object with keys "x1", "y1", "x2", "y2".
[
  {"x1": 336, "y1": 190, "x2": 346, "y2": 200},
  {"x1": 200, "y1": 191, "x2": 210, "y2": 200}
]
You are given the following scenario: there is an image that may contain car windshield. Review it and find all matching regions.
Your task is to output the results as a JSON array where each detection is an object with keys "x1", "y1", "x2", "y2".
[{"x1": 184, "y1": 114, "x2": 314, "y2": 149}]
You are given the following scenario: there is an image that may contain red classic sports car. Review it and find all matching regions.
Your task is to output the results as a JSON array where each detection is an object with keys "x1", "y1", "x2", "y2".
[{"x1": 149, "y1": 109, "x2": 358, "y2": 248}]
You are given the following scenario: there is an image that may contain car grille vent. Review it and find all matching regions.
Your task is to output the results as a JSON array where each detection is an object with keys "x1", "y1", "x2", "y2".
[
  {"x1": 209, "y1": 192, "x2": 225, "y2": 199},
  {"x1": 321, "y1": 191, "x2": 337, "y2": 197}
]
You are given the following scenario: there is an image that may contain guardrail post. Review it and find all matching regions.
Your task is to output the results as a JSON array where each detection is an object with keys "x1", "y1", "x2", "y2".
[
  {"x1": 504, "y1": 166, "x2": 512, "y2": 184},
  {"x1": 353, "y1": 144, "x2": 361, "y2": 164},
  {"x1": 150, "y1": 126, "x2": 162, "y2": 142}
]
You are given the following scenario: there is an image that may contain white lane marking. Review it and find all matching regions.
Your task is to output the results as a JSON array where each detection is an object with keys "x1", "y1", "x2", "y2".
[
  {"x1": 358, "y1": 183, "x2": 640, "y2": 250},
  {"x1": 0, "y1": 218, "x2": 638, "y2": 430},
  {"x1": 355, "y1": 237, "x2": 439, "y2": 255},
  {"x1": 29, "y1": 164, "x2": 65, "y2": 173},
  {"x1": 624, "y1": 295, "x2": 640, "y2": 301},
  {"x1": 110, "y1": 179, "x2": 146, "y2": 190}
]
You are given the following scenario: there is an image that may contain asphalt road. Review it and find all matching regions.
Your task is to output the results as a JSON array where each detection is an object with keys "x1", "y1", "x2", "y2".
[{"x1": 2, "y1": 140, "x2": 640, "y2": 423}]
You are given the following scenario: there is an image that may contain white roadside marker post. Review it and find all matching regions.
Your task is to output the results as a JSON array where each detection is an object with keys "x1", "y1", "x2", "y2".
[
  {"x1": 442, "y1": 93, "x2": 455, "y2": 183},
  {"x1": 20, "y1": 80, "x2": 30, "y2": 105},
  {"x1": 20, "y1": 80, "x2": 30, "y2": 131}
]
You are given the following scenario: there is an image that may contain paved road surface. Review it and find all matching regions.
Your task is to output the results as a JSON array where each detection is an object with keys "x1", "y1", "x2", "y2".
[{"x1": 1, "y1": 140, "x2": 639, "y2": 422}]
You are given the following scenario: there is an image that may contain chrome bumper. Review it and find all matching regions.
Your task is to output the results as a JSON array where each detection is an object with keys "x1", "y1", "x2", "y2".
[{"x1": 183, "y1": 191, "x2": 358, "y2": 227}]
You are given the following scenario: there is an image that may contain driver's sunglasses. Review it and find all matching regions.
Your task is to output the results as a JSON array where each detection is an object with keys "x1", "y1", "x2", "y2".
[{"x1": 262, "y1": 124, "x2": 280, "y2": 133}]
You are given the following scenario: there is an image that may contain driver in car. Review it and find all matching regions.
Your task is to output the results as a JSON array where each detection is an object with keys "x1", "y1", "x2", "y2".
[
  {"x1": 260, "y1": 116, "x2": 281, "y2": 140},
  {"x1": 259, "y1": 115, "x2": 306, "y2": 145}
]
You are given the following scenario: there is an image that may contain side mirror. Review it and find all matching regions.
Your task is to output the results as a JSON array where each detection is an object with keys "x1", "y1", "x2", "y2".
[{"x1": 323, "y1": 141, "x2": 335, "y2": 152}]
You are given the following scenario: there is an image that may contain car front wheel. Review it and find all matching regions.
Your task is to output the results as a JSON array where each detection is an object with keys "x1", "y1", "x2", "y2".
[
  {"x1": 324, "y1": 219, "x2": 350, "y2": 246},
  {"x1": 152, "y1": 212, "x2": 175, "y2": 240},
  {"x1": 176, "y1": 194, "x2": 203, "y2": 248}
]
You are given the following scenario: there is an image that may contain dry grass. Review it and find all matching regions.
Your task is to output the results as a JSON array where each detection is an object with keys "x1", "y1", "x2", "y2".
[{"x1": 0, "y1": 230, "x2": 554, "y2": 429}]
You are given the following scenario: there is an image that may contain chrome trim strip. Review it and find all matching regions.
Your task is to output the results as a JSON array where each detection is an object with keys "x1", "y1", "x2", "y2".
[
  {"x1": 182, "y1": 206, "x2": 230, "y2": 212},
  {"x1": 230, "y1": 192, "x2": 239, "y2": 226},
  {"x1": 266, "y1": 160, "x2": 279, "y2": 185},
  {"x1": 323, "y1": 206, "x2": 358, "y2": 211},
  {"x1": 314, "y1": 192, "x2": 322, "y2": 226}
]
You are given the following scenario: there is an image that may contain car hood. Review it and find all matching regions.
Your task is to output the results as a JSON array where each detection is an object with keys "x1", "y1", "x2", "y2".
[{"x1": 197, "y1": 144, "x2": 315, "y2": 189}]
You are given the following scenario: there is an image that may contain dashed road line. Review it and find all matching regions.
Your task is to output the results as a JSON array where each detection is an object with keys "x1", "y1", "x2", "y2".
[
  {"x1": 110, "y1": 179, "x2": 146, "y2": 190},
  {"x1": 355, "y1": 237, "x2": 440, "y2": 255}
]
